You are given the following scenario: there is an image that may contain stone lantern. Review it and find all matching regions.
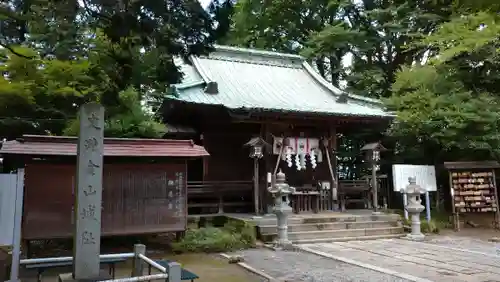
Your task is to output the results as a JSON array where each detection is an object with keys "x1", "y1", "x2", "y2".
[
  {"x1": 268, "y1": 170, "x2": 295, "y2": 249},
  {"x1": 360, "y1": 142, "x2": 387, "y2": 212},
  {"x1": 401, "y1": 177, "x2": 426, "y2": 241}
]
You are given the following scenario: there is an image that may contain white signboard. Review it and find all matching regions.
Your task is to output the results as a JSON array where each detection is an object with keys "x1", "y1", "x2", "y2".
[{"x1": 392, "y1": 164, "x2": 437, "y2": 192}]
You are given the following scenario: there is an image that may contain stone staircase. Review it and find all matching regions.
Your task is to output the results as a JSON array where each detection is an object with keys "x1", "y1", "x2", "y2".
[{"x1": 255, "y1": 213, "x2": 404, "y2": 244}]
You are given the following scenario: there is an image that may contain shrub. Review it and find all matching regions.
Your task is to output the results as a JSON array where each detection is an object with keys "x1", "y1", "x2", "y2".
[
  {"x1": 421, "y1": 220, "x2": 440, "y2": 234},
  {"x1": 403, "y1": 218, "x2": 441, "y2": 234},
  {"x1": 223, "y1": 219, "x2": 256, "y2": 246},
  {"x1": 171, "y1": 219, "x2": 256, "y2": 253}
]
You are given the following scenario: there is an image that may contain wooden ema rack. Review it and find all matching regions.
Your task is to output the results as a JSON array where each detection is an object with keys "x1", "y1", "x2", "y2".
[{"x1": 444, "y1": 161, "x2": 500, "y2": 231}]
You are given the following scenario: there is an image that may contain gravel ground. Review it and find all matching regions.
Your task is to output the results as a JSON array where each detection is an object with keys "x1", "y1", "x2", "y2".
[
  {"x1": 230, "y1": 248, "x2": 412, "y2": 282},
  {"x1": 425, "y1": 235, "x2": 500, "y2": 256}
]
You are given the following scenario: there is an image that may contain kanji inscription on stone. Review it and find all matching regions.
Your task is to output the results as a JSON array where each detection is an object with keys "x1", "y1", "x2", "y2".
[
  {"x1": 88, "y1": 159, "x2": 100, "y2": 176},
  {"x1": 88, "y1": 112, "x2": 102, "y2": 130},
  {"x1": 81, "y1": 231, "x2": 96, "y2": 245},
  {"x1": 80, "y1": 204, "x2": 98, "y2": 221},
  {"x1": 73, "y1": 103, "x2": 104, "y2": 280},
  {"x1": 84, "y1": 137, "x2": 99, "y2": 151},
  {"x1": 84, "y1": 185, "x2": 96, "y2": 196}
]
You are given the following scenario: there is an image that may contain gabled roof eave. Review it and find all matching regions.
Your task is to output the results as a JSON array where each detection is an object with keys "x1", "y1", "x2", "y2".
[
  {"x1": 301, "y1": 61, "x2": 385, "y2": 106},
  {"x1": 214, "y1": 45, "x2": 304, "y2": 60},
  {"x1": 188, "y1": 55, "x2": 219, "y2": 94}
]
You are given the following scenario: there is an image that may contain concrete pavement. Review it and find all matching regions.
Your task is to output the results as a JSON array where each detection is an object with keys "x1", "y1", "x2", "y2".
[{"x1": 301, "y1": 238, "x2": 500, "y2": 282}]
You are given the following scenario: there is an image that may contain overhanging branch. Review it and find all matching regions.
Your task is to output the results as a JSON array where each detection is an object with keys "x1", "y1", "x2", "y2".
[{"x1": 0, "y1": 42, "x2": 34, "y2": 59}]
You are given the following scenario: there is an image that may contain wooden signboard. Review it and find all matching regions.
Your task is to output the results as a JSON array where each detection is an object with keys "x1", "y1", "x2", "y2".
[
  {"x1": 444, "y1": 161, "x2": 500, "y2": 231},
  {"x1": 23, "y1": 163, "x2": 187, "y2": 239}
]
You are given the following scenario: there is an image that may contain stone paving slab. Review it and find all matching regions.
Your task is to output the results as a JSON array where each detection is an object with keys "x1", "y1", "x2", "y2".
[
  {"x1": 230, "y1": 248, "x2": 411, "y2": 282},
  {"x1": 425, "y1": 235, "x2": 499, "y2": 255},
  {"x1": 302, "y1": 238, "x2": 500, "y2": 282}
]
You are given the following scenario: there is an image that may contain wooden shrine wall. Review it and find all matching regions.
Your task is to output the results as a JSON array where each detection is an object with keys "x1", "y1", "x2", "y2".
[
  {"x1": 200, "y1": 122, "x2": 335, "y2": 184},
  {"x1": 201, "y1": 129, "x2": 255, "y2": 182},
  {"x1": 23, "y1": 162, "x2": 187, "y2": 240}
]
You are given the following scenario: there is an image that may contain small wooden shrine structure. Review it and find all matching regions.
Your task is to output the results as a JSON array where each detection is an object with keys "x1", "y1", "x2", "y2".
[
  {"x1": 0, "y1": 135, "x2": 209, "y2": 241},
  {"x1": 444, "y1": 161, "x2": 500, "y2": 230},
  {"x1": 160, "y1": 45, "x2": 394, "y2": 214}
]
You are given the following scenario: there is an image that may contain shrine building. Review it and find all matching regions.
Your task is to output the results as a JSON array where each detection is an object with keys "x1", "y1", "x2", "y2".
[{"x1": 160, "y1": 45, "x2": 394, "y2": 215}]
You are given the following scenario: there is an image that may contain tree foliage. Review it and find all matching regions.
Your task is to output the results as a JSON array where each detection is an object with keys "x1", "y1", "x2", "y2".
[
  {"x1": 225, "y1": 0, "x2": 500, "y2": 165},
  {"x1": 227, "y1": 0, "x2": 453, "y2": 96},
  {"x1": 0, "y1": 0, "x2": 233, "y2": 138},
  {"x1": 227, "y1": 0, "x2": 355, "y2": 86},
  {"x1": 2, "y1": 0, "x2": 499, "y2": 166},
  {"x1": 387, "y1": 8, "x2": 500, "y2": 162}
]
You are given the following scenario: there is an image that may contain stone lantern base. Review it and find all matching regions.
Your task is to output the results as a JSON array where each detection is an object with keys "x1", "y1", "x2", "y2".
[
  {"x1": 271, "y1": 241, "x2": 294, "y2": 251},
  {"x1": 405, "y1": 233, "x2": 425, "y2": 241}
]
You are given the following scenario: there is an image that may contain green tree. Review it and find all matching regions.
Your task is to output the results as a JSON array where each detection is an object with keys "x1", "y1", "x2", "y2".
[
  {"x1": 64, "y1": 87, "x2": 166, "y2": 138},
  {"x1": 0, "y1": 0, "x2": 233, "y2": 138},
  {"x1": 0, "y1": 46, "x2": 93, "y2": 138},
  {"x1": 387, "y1": 9, "x2": 500, "y2": 162},
  {"x1": 227, "y1": 0, "x2": 356, "y2": 86},
  {"x1": 304, "y1": 0, "x2": 452, "y2": 98}
]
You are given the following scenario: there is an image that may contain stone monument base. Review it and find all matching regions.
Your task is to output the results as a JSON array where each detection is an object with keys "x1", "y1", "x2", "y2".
[
  {"x1": 266, "y1": 242, "x2": 295, "y2": 251},
  {"x1": 58, "y1": 270, "x2": 111, "y2": 282},
  {"x1": 405, "y1": 233, "x2": 425, "y2": 241},
  {"x1": 270, "y1": 239, "x2": 295, "y2": 251}
]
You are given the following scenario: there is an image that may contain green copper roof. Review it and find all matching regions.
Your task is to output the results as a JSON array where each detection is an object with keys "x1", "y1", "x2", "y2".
[{"x1": 169, "y1": 45, "x2": 393, "y2": 118}]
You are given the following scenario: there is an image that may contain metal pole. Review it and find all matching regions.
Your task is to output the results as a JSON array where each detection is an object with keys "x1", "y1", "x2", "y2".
[
  {"x1": 20, "y1": 253, "x2": 135, "y2": 265},
  {"x1": 10, "y1": 169, "x2": 25, "y2": 282},
  {"x1": 372, "y1": 162, "x2": 378, "y2": 212},
  {"x1": 425, "y1": 191, "x2": 431, "y2": 223},
  {"x1": 403, "y1": 193, "x2": 408, "y2": 220},
  {"x1": 98, "y1": 273, "x2": 169, "y2": 282},
  {"x1": 138, "y1": 254, "x2": 166, "y2": 273}
]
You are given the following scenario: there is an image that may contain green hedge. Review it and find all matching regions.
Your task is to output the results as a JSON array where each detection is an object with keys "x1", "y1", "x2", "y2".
[{"x1": 172, "y1": 219, "x2": 256, "y2": 253}]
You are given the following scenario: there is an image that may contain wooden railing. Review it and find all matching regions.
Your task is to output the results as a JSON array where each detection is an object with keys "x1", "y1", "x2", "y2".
[
  {"x1": 291, "y1": 191, "x2": 320, "y2": 214},
  {"x1": 187, "y1": 180, "x2": 253, "y2": 214},
  {"x1": 290, "y1": 184, "x2": 330, "y2": 214},
  {"x1": 338, "y1": 180, "x2": 372, "y2": 210}
]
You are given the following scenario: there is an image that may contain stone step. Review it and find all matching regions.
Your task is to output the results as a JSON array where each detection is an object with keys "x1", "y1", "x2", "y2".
[
  {"x1": 254, "y1": 213, "x2": 400, "y2": 226},
  {"x1": 287, "y1": 227, "x2": 404, "y2": 241},
  {"x1": 293, "y1": 234, "x2": 404, "y2": 244},
  {"x1": 261, "y1": 226, "x2": 404, "y2": 242},
  {"x1": 259, "y1": 221, "x2": 399, "y2": 235}
]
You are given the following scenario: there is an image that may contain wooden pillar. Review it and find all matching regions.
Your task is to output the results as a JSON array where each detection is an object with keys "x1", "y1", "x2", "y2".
[
  {"x1": 329, "y1": 126, "x2": 338, "y2": 210},
  {"x1": 371, "y1": 161, "x2": 378, "y2": 212},
  {"x1": 253, "y1": 157, "x2": 259, "y2": 214},
  {"x1": 262, "y1": 123, "x2": 272, "y2": 214}
]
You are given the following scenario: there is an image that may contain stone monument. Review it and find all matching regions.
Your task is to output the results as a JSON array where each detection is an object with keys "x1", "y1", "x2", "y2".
[
  {"x1": 402, "y1": 177, "x2": 426, "y2": 241},
  {"x1": 268, "y1": 170, "x2": 295, "y2": 249},
  {"x1": 59, "y1": 103, "x2": 107, "y2": 282}
]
